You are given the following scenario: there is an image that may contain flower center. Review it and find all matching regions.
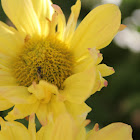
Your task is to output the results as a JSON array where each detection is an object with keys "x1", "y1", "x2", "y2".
[{"x1": 11, "y1": 36, "x2": 74, "y2": 89}]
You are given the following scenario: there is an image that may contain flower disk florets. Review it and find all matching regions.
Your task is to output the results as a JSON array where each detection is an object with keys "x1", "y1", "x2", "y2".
[{"x1": 11, "y1": 36, "x2": 74, "y2": 89}]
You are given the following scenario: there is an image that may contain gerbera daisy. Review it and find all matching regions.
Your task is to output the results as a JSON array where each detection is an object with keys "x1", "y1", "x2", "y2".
[
  {"x1": 0, "y1": 0, "x2": 121, "y2": 125},
  {"x1": 0, "y1": 114, "x2": 133, "y2": 140}
]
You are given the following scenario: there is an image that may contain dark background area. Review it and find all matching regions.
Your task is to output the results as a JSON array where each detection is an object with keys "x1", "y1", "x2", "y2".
[{"x1": 0, "y1": 0, "x2": 140, "y2": 139}]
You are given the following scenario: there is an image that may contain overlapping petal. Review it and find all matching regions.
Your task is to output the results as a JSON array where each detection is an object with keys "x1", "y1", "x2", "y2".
[
  {"x1": 5, "y1": 100, "x2": 39, "y2": 121},
  {"x1": 60, "y1": 67, "x2": 96, "y2": 104},
  {"x1": 65, "y1": 101, "x2": 91, "y2": 122},
  {"x1": 36, "y1": 103, "x2": 48, "y2": 126},
  {"x1": 0, "y1": 117, "x2": 31, "y2": 140},
  {"x1": 37, "y1": 114, "x2": 78, "y2": 140}
]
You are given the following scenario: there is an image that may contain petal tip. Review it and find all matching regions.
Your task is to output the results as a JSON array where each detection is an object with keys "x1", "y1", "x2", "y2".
[
  {"x1": 84, "y1": 119, "x2": 91, "y2": 126},
  {"x1": 104, "y1": 80, "x2": 108, "y2": 87},
  {"x1": 94, "y1": 123, "x2": 99, "y2": 131},
  {"x1": 29, "y1": 113, "x2": 35, "y2": 122},
  {"x1": 110, "y1": 67, "x2": 115, "y2": 73},
  {"x1": 52, "y1": 4, "x2": 63, "y2": 14},
  {"x1": 119, "y1": 24, "x2": 127, "y2": 31}
]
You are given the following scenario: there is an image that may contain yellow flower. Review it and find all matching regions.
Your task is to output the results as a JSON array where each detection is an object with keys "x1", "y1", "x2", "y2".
[
  {"x1": 0, "y1": 114, "x2": 133, "y2": 140},
  {"x1": 0, "y1": 0, "x2": 121, "y2": 124}
]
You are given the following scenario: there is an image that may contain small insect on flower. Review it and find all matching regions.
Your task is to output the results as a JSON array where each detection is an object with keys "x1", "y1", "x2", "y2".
[{"x1": 37, "y1": 66, "x2": 43, "y2": 79}]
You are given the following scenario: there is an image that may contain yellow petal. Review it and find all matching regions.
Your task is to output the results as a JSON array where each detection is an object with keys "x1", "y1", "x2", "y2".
[
  {"x1": 0, "y1": 70, "x2": 17, "y2": 86},
  {"x1": 0, "y1": 54, "x2": 11, "y2": 68},
  {"x1": 0, "y1": 118, "x2": 31, "y2": 140},
  {"x1": 51, "y1": 114, "x2": 76, "y2": 140},
  {"x1": 97, "y1": 64, "x2": 115, "y2": 77},
  {"x1": 92, "y1": 70, "x2": 107, "y2": 93},
  {"x1": 60, "y1": 67, "x2": 96, "y2": 104},
  {"x1": 2, "y1": 0, "x2": 41, "y2": 36},
  {"x1": 48, "y1": 96, "x2": 67, "y2": 120},
  {"x1": 71, "y1": 4, "x2": 121, "y2": 59},
  {"x1": 88, "y1": 123, "x2": 133, "y2": 140},
  {"x1": 36, "y1": 103, "x2": 48, "y2": 126},
  {"x1": 73, "y1": 48, "x2": 102, "y2": 73},
  {"x1": 98, "y1": 77, "x2": 108, "y2": 91},
  {"x1": 31, "y1": 0, "x2": 54, "y2": 20},
  {"x1": 65, "y1": 101, "x2": 91, "y2": 123},
  {"x1": 5, "y1": 101, "x2": 39, "y2": 121},
  {"x1": 64, "y1": 0, "x2": 81, "y2": 43},
  {"x1": 0, "y1": 134, "x2": 7, "y2": 140},
  {"x1": 0, "y1": 77, "x2": 17, "y2": 86},
  {"x1": 76, "y1": 124, "x2": 87, "y2": 140},
  {"x1": 31, "y1": 0, "x2": 54, "y2": 36},
  {"x1": 0, "y1": 21, "x2": 24, "y2": 57},
  {"x1": 52, "y1": 4, "x2": 66, "y2": 40},
  {"x1": 0, "y1": 64, "x2": 10, "y2": 71},
  {"x1": 37, "y1": 121, "x2": 53, "y2": 140},
  {"x1": 88, "y1": 48, "x2": 103, "y2": 65},
  {"x1": 37, "y1": 114, "x2": 77, "y2": 140},
  {"x1": 49, "y1": 12, "x2": 58, "y2": 36},
  {"x1": 0, "y1": 96, "x2": 13, "y2": 111},
  {"x1": 28, "y1": 114, "x2": 36, "y2": 140},
  {"x1": 73, "y1": 53, "x2": 95, "y2": 73},
  {"x1": 0, "y1": 86, "x2": 31, "y2": 104},
  {"x1": 86, "y1": 123, "x2": 99, "y2": 139}
]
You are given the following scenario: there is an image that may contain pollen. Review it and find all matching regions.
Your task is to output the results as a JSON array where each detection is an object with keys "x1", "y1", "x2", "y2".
[{"x1": 11, "y1": 36, "x2": 74, "y2": 89}]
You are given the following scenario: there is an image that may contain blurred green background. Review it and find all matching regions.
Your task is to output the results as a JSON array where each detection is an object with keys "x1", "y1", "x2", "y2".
[{"x1": 0, "y1": 0, "x2": 140, "y2": 139}]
